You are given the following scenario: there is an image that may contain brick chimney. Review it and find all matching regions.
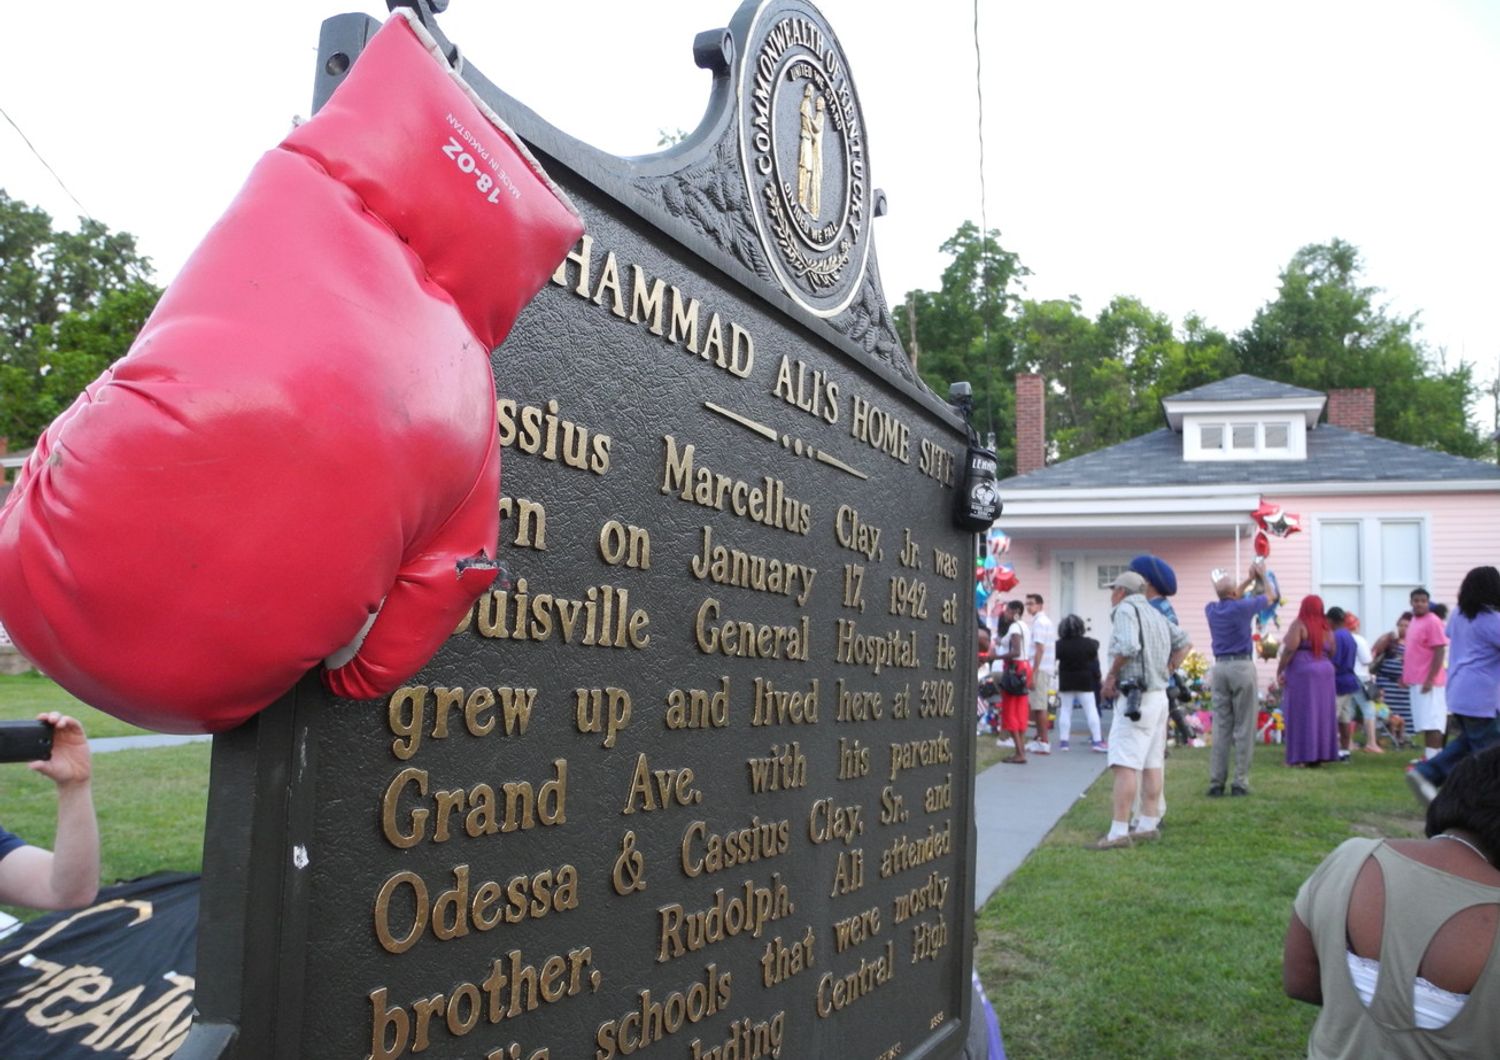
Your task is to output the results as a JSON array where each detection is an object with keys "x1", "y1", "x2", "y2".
[
  {"x1": 1327, "y1": 388, "x2": 1375, "y2": 434},
  {"x1": 1015, "y1": 373, "x2": 1046, "y2": 475}
]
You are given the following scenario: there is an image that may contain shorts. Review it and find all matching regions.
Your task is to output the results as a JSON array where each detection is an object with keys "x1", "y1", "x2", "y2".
[
  {"x1": 1028, "y1": 669, "x2": 1055, "y2": 713},
  {"x1": 1107, "y1": 688, "x2": 1168, "y2": 770},
  {"x1": 1408, "y1": 684, "x2": 1448, "y2": 732},
  {"x1": 1000, "y1": 694, "x2": 1030, "y2": 733},
  {"x1": 1336, "y1": 693, "x2": 1356, "y2": 724},
  {"x1": 997, "y1": 661, "x2": 1031, "y2": 731}
]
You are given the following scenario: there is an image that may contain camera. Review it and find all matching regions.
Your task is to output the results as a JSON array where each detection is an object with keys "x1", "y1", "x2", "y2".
[
  {"x1": 1118, "y1": 680, "x2": 1144, "y2": 721},
  {"x1": 0, "y1": 720, "x2": 54, "y2": 763}
]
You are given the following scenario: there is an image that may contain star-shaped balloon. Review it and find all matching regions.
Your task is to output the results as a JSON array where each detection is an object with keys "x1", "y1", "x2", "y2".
[{"x1": 1263, "y1": 509, "x2": 1301, "y2": 537}]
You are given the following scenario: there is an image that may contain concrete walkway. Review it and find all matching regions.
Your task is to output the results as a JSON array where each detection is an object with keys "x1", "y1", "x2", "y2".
[
  {"x1": 973, "y1": 713, "x2": 1110, "y2": 910},
  {"x1": 90, "y1": 733, "x2": 211, "y2": 754}
]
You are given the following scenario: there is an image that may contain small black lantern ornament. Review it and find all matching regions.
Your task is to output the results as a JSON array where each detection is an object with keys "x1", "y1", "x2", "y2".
[{"x1": 949, "y1": 382, "x2": 1001, "y2": 532}]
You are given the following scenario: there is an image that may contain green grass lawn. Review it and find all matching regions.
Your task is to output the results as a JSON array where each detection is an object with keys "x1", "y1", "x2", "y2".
[
  {"x1": 976, "y1": 742, "x2": 1424, "y2": 1059},
  {"x1": 2, "y1": 742, "x2": 209, "y2": 922},
  {"x1": 0, "y1": 671, "x2": 151, "y2": 738}
]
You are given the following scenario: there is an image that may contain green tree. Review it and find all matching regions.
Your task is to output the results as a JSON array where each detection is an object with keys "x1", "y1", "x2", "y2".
[
  {"x1": 1012, "y1": 296, "x2": 1095, "y2": 459},
  {"x1": 894, "y1": 222, "x2": 1028, "y2": 469},
  {"x1": 0, "y1": 190, "x2": 160, "y2": 447},
  {"x1": 1236, "y1": 239, "x2": 1484, "y2": 456},
  {"x1": 1011, "y1": 296, "x2": 1231, "y2": 461}
]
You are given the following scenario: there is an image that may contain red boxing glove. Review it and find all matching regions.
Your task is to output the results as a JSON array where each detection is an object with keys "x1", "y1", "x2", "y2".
[{"x1": 0, "y1": 12, "x2": 583, "y2": 732}]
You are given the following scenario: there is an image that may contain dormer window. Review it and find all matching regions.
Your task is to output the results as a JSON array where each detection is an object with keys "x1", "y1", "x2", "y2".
[
  {"x1": 1182, "y1": 416, "x2": 1305, "y2": 461},
  {"x1": 1164, "y1": 376, "x2": 1325, "y2": 463}
]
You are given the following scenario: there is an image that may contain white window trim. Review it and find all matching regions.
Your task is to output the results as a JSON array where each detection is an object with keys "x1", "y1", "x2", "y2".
[{"x1": 1310, "y1": 512, "x2": 1432, "y2": 632}]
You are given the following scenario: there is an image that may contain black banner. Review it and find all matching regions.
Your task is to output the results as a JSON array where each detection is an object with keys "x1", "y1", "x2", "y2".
[{"x1": 0, "y1": 873, "x2": 198, "y2": 1060}]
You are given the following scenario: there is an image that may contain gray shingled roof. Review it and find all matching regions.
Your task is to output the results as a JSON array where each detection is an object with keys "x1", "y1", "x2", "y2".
[
  {"x1": 1164, "y1": 374, "x2": 1325, "y2": 402},
  {"x1": 1000, "y1": 425, "x2": 1500, "y2": 490}
]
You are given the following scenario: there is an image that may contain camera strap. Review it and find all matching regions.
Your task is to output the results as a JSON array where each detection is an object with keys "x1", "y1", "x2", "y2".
[{"x1": 1124, "y1": 599, "x2": 1146, "y2": 686}]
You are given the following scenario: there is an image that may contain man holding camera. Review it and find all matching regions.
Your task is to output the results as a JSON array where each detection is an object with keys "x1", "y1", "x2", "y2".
[
  {"x1": 0, "y1": 713, "x2": 100, "y2": 910},
  {"x1": 1096, "y1": 571, "x2": 1191, "y2": 849}
]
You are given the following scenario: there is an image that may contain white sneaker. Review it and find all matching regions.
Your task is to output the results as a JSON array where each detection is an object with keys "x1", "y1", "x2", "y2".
[{"x1": 1407, "y1": 769, "x2": 1438, "y2": 807}]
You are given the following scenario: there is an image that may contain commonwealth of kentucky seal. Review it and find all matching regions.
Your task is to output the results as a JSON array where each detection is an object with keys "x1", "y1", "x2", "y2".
[{"x1": 737, "y1": 0, "x2": 872, "y2": 317}]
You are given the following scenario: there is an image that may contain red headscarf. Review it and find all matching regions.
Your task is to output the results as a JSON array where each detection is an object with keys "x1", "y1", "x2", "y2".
[{"x1": 1298, "y1": 595, "x2": 1331, "y2": 657}]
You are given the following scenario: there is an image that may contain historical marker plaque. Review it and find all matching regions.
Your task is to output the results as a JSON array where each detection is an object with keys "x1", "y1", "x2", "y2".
[{"x1": 182, "y1": 3, "x2": 977, "y2": 1058}]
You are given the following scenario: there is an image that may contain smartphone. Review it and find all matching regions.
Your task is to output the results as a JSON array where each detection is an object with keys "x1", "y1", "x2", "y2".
[{"x1": 0, "y1": 720, "x2": 54, "y2": 763}]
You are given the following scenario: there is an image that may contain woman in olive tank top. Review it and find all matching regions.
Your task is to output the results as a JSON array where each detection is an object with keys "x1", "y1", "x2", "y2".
[{"x1": 1284, "y1": 746, "x2": 1500, "y2": 1057}]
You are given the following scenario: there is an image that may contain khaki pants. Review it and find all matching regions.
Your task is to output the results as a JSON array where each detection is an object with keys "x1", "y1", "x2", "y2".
[
  {"x1": 1210, "y1": 657, "x2": 1258, "y2": 790},
  {"x1": 1028, "y1": 669, "x2": 1055, "y2": 714}
]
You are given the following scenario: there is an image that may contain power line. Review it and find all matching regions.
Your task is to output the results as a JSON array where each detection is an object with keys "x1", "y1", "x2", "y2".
[
  {"x1": 972, "y1": 0, "x2": 996, "y2": 444},
  {"x1": 0, "y1": 102, "x2": 94, "y2": 221}
]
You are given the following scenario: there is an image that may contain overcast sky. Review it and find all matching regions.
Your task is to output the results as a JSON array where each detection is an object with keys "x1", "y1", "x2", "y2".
[{"x1": 4, "y1": 1, "x2": 1497, "y2": 426}]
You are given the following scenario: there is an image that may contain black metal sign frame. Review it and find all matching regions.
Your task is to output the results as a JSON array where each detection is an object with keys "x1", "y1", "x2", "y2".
[{"x1": 179, "y1": 3, "x2": 977, "y2": 1057}]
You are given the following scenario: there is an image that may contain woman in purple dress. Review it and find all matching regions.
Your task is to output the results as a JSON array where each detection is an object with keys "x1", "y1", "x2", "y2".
[{"x1": 1276, "y1": 595, "x2": 1340, "y2": 766}]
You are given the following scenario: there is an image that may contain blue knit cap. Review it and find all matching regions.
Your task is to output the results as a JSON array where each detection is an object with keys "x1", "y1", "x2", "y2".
[{"x1": 1129, "y1": 554, "x2": 1178, "y2": 597}]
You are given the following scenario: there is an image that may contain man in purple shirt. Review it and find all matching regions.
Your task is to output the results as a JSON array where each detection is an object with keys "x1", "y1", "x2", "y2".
[
  {"x1": 1204, "y1": 562, "x2": 1271, "y2": 796},
  {"x1": 1409, "y1": 566, "x2": 1500, "y2": 804},
  {"x1": 1327, "y1": 607, "x2": 1362, "y2": 763}
]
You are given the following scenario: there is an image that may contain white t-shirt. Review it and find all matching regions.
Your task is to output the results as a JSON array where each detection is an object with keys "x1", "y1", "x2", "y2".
[
  {"x1": 1029, "y1": 611, "x2": 1057, "y2": 674},
  {"x1": 1351, "y1": 632, "x2": 1372, "y2": 682},
  {"x1": 1000, "y1": 621, "x2": 1030, "y2": 666}
]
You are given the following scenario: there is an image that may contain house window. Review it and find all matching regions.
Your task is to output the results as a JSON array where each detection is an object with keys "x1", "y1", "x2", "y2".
[
  {"x1": 1188, "y1": 418, "x2": 1300, "y2": 460},
  {"x1": 1318, "y1": 520, "x2": 1362, "y2": 618},
  {"x1": 1097, "y1": 564, "x2": 1126, "y2": 589},
  {"x1": 1315, "y1": 516, "x2": 1427, "y2": 633},
  {"x1": 1380, "y1": 521, "x2": 1424, "y2": 627}
]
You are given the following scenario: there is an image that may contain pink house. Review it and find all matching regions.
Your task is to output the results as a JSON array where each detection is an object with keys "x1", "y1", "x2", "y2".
[{"x1": 995, "y1": 374, "x2": 1500, "y2": 712}]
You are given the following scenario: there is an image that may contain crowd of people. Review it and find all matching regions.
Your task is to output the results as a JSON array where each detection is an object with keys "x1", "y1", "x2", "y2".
[
  {"x1": 978, "y1": 556, "x2": 1195, "y2": 847},
  {"x1": 978, "y1": 562, "x2": 1500, "y2": 813},
  {"x1": 976, "y1": 556, "x2": 1500, "y2": 1054}
]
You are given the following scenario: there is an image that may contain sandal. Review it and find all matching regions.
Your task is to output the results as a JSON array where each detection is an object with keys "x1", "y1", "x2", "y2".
[{"x1": 1002, "y1": 756, "x2": 1029, "y2": 765}]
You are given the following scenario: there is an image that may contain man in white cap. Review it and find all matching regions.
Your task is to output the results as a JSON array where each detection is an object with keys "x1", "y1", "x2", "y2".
[{"x1": 1094, "y1": 571, "x2": 1191, "y2": 849}]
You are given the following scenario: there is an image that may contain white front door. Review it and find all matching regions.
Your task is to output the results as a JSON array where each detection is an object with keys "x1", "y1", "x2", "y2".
[{"x1": 1058, "y1": 554, "x2": 1132, "y2": 659}]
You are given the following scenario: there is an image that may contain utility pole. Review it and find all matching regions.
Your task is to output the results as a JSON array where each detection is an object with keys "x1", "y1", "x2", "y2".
[
  {"x1": 905, "y1": 292, "x2": 921, "y2": 373},
  {"x1": 1489, "y1": 371, "x2": 1500, "y2": 464}
]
